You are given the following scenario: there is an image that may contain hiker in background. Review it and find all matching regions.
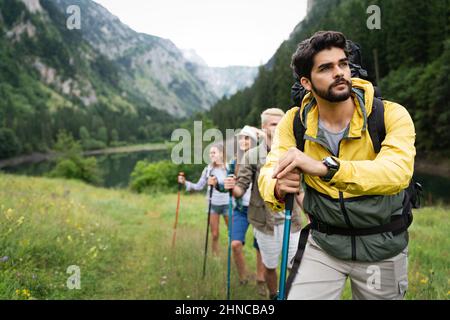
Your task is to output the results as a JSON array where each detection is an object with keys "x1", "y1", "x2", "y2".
[
  {"x1": 258, "y1": 31, "x2": 416, "y2": 299},
  {"x1": 178, "y1": 143, "x2": 229, "y2": 255},
  {"x1": 224, "y1": 108, "x2": 302, "y2": 299},
  {"x1": 221, "y1": 126, "x2": 264, "y2": 287}
]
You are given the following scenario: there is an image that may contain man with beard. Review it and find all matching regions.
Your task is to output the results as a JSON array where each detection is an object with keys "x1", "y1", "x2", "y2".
[{"x1": 258, "y1": 31, "x2": 416, "y2": 299}]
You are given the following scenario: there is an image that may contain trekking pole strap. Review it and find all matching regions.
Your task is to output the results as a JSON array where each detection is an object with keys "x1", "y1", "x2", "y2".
[{"x1": 285, "y1": 224, "x2": 311, "y2": 298}]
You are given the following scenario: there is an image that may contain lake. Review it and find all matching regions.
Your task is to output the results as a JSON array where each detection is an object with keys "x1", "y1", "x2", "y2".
[
  {"x1": 1, "y1": 150, "x2": 449, "y2": 206},
  {"x1": 1, "y1": 149, "x2": 171, "y2": 189}
]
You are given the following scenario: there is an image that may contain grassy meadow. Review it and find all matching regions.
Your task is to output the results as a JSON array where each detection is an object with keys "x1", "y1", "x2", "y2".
[{"x1": 0, "y1": 173, "x2": 448, "y2": 300}]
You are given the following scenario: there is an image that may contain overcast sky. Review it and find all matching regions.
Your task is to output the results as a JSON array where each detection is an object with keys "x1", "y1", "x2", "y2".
[{"x1": 93, "y1": 0, "x2": 307, "y2": 67}]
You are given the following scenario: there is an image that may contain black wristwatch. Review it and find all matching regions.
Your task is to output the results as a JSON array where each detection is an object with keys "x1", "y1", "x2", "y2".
[{"x1": 321, "y1": 156, "x2": 339, "y2": 182}]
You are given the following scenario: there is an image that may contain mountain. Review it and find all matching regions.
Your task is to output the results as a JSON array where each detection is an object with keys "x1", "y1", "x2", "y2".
[
  {"x1": 0, "y1": 0, "x2": 180, "y2": 157},
  {"x1": 182, "y1": 49, "x2": 258, "y2": 99},
  {"x1": 53, "y1": 0, "x2": 258, "y2": 116},
  {"x1": 0, "y1": 0, "x2": 258, "y2": 158},
  {"x1": 51, "y1": 0, "x2": 211, "y2": 117},
  {"x1": 209, "y1": 0, "x2": 450, "y2": 157}
]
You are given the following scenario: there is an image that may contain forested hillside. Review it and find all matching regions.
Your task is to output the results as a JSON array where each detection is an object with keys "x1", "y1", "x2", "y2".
[{"x1": 210, "y1": 0, "x2": 450, "y2": 157}]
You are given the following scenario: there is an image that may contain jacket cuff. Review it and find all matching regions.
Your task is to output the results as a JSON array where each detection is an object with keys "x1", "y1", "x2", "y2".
[
  {"x1": 328, "y1": 158, "x2": 346, "y2": 188},
  {"x1": 265, "y1": 178, "x2": 285, "y2": 212},
  {"x1": 274, "y1": 183, "x2": 285, "y2": 203}
]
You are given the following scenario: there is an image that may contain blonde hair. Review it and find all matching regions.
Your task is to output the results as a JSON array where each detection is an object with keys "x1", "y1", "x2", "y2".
[{"x1": 261, "y1": 108, "x2": 285, "y2": 125}]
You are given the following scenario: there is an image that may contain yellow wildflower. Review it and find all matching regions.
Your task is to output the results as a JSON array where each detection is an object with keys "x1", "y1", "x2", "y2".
[
  {"x1": 16, "y1": 216, "x2": 25, "y2": 226},
  {"x1": 420, "y1": 278, "x2": 428, "y2": 285},
  {"x1": 4, "y1": 208, "x2": 13, "y2": 220},
  {"x1": 22, "y1": 289, "x2": 31, "y2": 298}
]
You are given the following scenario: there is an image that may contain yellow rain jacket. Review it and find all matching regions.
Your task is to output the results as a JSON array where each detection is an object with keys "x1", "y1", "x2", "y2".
[{"x1": 258, "y1": 78, "x2": 416, "y2": 261}]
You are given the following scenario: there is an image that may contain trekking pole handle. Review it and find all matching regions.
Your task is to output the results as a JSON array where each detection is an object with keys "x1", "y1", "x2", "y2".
[
  {"x1": 285, "y1": 193, "x2": 295, "y2": 213},
  {"x1": 208, "y1": 174, "x2": 214, "y2": 198}
]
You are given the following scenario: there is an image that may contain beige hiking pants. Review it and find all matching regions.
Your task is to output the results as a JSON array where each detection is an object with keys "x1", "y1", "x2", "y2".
[{"x1": 288, "y1": 235, "x2": 408, "y2": 300}]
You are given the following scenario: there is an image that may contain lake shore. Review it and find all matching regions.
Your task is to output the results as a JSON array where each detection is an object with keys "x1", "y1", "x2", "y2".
[
  {"x1": 0, "y1": 143, "x2": 171, "y2": 169},
  {"x1": 414, "y1": 157, "x2": 450, "y2": 178},
  {"x1": 1, "y1": 146, "x2": 449, "y2": 179}
]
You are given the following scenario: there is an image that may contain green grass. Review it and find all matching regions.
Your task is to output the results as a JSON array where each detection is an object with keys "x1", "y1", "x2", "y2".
[{"x1": 0, "y1": 173, "x2": 448, "y2": 300}]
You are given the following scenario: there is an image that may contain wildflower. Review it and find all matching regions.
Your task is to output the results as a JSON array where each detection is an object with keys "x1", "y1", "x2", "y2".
[
  {"x1": 420, "y1": 278, "x2": 428, "y2": 285},
  {"x1": 16, "y1": 216, "x2": 25, "y2": 226},
  {"x1": 67, "y1": 235, "x2": 73, "y2": 242},
  {"x1": 22, "y1": 289, "x2": 31, "y2": 298},
  {"x1": 4, "y1": 208, "x2": 13, "y2": 220}
]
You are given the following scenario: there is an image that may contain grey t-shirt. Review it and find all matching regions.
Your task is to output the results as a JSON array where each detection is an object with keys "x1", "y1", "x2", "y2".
[{"x1": 318, "y1": 119, "x2": 347, "y2": 156}]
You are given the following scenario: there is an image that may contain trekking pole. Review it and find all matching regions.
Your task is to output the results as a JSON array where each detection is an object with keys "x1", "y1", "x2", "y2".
[
  {"x1": 278, "y1": 193, "x2": 294, "y2": 300},
  {"x1": 172, "y1": 172, "x2": 184, "y2": 248},
  {"x1": 202, "y1": 179, "x2": 214, "y2": 278},
  {"x1": 226, "y1": 159, "x2": 236, "y2": 300}
]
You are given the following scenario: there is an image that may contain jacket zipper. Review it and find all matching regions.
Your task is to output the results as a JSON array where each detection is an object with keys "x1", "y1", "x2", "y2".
[
  {"x1": 336, "y1": 139, "x2": 357, "y2": 261},
  {"x1": 338, "y1": 191, "x2": 356, "y2": 260}
]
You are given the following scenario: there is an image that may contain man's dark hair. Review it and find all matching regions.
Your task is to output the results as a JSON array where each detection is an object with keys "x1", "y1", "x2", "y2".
[{"x1": 291, "y1": 31, "x2": 348, "y2": 80}]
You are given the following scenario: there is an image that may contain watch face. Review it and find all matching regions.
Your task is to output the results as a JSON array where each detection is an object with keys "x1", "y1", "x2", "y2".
[{"x1": 326, "y1": 157, "x2": 338, "y2": 168}]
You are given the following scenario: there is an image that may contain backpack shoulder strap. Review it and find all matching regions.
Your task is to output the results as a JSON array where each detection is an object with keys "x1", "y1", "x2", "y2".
[
  {"x1": 367, "y1": 97, "x2": 386, "y2": 154},
  {"x1": 293, "y1": 107, "x2": 306, "y2": 152}
]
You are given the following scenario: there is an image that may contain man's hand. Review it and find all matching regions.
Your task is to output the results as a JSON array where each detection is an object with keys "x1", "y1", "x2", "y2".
[
  {"x1": 275, "y1": 170, "x2": 301, "y2": 200},
  {"x1": 207, "y1": 176, "x2": 218, "y2": 186},
  {"x1": 272, "y1": 147, "x2": 328, "y2": 179},
  {"x1": 223, "y1": 176, "x2": 236, "y2": 190}
]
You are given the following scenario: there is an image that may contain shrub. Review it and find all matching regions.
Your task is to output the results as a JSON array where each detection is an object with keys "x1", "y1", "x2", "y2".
[
  {"x1": 48, "y1": 131, "x2": 103, "y2": 185},
  {"x1": 129, "y1": 160, "x2": 204, "y2": 194}
]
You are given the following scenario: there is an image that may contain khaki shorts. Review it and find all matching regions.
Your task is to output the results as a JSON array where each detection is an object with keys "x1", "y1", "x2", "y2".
[
  {"x1": 253, "y1": 225, "x2": 300, "y2": 269},
  {"x1": 288, "y1": 235, "x2": 408, "y2": 300}
]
